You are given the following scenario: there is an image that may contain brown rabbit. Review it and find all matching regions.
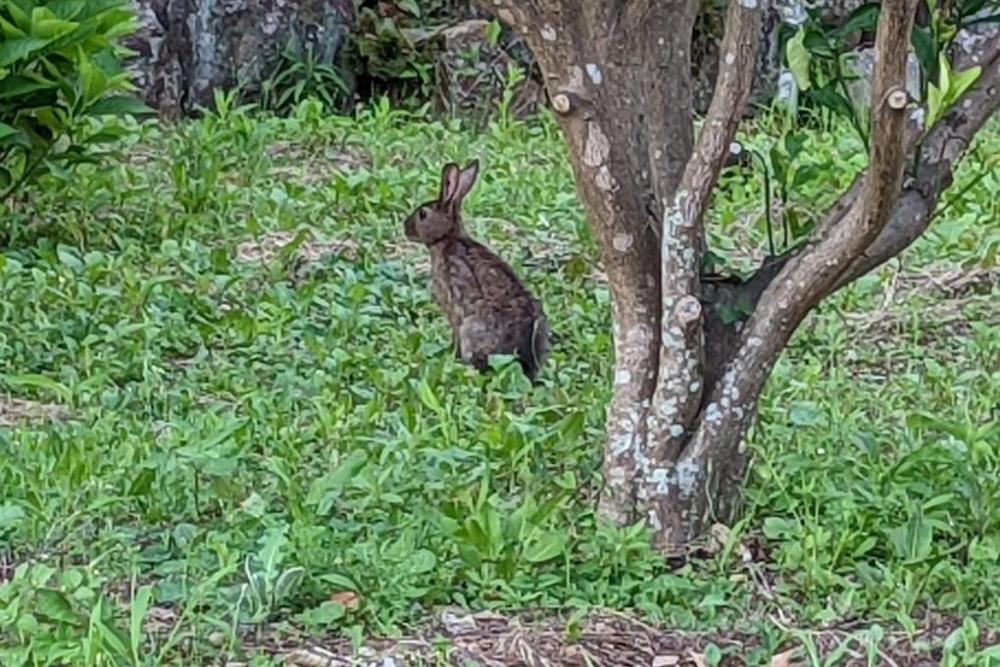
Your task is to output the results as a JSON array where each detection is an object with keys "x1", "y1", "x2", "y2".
[{"x1": 403, "y1": 160, "x2": 549, "y2": 381}]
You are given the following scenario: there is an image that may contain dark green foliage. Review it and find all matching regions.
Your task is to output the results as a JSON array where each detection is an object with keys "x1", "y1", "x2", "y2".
[{"x1": 0, "y1": 0, "x2": 150, "y2": 207}]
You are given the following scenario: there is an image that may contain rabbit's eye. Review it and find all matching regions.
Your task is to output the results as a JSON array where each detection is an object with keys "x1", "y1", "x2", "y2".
[{"x1": 418, "y1": 209, "x2": 427, "y2": 221}]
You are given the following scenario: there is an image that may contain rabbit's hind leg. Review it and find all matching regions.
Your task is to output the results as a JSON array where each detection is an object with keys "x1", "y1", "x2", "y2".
[{"x1": 458, "y1": 316, "x2": 494, "y2": 374}]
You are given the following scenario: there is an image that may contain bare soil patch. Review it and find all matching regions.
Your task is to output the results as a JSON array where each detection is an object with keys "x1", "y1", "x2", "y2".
[
  {"x1": 843, "y1": 264, "x2": 999, "y2": 340},
  {"x1": 235, "y1": 230, "x2": 359, "y2": 271},
  {"x1": 0, "y1": 395, "x2": 70, "y2": 428},
  {"x1": 266, "y1": 142, "x2": 371, "y2": 186}
]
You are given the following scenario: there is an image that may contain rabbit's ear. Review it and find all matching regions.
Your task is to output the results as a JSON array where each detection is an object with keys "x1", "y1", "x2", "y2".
[
  {"x1": 439, "y1": 163, "x2": 461, "y2": 206},
  {"x1": 454, "y1": 160, "x2": 480, "y2": 205}
]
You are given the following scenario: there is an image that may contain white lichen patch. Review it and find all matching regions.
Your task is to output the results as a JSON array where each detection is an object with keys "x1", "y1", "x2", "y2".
[
  {"x1": 585, "y1": 63, "x2": 603, "y2": 85},
  {"x1": 583, "y1": 123, "x2": 610, "y2": 167},
  {"x1": 676, "y1": 460, "x2": 702, "y2": 496},
  {"x1": 615, "y1": 368, "x2": 633, "y2": 385},
  {"x1": 669, "y1": 423, "x2": 685, "y2": 437},
  {"x1": 738, "y1": 0, "x2": 758, "y2": 8},
  {"x1": 567, "y1": 65, "x2": 584, "y2": 91},
  {"x1": 541, "y1": 23, "x2": 557, "y2": 41},
  {"x1": 595, "y1": 166, "x2": 617, "y2": 192},
  {"x1": 724, "y1": 51, "x2": 736, "y2": 65},
  {"x1": 647, "y1": 467, "x2": 674, "y2": 495}
]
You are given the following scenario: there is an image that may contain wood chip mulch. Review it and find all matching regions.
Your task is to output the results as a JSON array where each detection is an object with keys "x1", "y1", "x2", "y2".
[{"x1": 229, "y1": 608, "x2": 997, "y2": 667}]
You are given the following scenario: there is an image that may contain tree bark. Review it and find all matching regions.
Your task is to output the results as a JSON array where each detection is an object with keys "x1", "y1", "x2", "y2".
[
  {"x1": 125, "y1": 0, "x2": 355, "y2": 117},
  {"x1": 476, "y1": 0, "x2": 996, "y2": 552},
  {"x1": 483, "y1": 1, "x2": 700, "y2": 525}
]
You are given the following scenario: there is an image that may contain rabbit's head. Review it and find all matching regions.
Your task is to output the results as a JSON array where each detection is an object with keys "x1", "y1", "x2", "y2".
[{"x1": 404, "y1": 160, "x2": 479, "y2": 245}]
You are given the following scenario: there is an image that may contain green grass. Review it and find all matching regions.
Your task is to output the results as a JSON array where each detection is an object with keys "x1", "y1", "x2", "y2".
[{"x1": 1, "y1": 95, "x2": 998, "y2": 665}]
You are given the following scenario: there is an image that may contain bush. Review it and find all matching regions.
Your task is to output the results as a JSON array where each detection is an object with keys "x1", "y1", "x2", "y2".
[{"x1": 0, "y1": 0, "x2": 149, "y2": 208}]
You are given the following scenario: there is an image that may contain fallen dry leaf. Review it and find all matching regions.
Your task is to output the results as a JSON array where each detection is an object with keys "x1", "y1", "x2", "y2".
[
  {"x1": 688, "y1": 651, "x2": 708, "y2": 667},
  {"x1": 770, "y1": 647, "x2": 803, "y2": 667},
  {"x1": 329, "y1": 590, "x2": 361, "y2": 609},
  {"x1": 652, "y1": 655, "x2": 681, "y2": 666}
]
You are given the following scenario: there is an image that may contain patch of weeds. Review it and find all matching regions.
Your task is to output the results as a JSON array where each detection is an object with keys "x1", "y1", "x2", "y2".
[{"x1": 0, "y1": 97, "x2": 997, "y2": 664}]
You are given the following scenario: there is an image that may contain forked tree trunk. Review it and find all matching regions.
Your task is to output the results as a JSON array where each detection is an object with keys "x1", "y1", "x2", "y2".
[{"x1": 477, "y1": 0, "x2": 1000, "y2": 551}]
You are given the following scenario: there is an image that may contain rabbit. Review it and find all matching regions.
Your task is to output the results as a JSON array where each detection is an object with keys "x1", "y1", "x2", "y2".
[{"x1": 403, "y1": 160, "x2": 550, "y2": 382}]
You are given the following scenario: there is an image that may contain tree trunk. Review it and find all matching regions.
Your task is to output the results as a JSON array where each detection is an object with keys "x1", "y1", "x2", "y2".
[
  {"x1": 485, "y1": 2, "x2": 699, "y2": 525},
  {"x1": 479, "y1": 0, "x2": 998, "y2": 552}
]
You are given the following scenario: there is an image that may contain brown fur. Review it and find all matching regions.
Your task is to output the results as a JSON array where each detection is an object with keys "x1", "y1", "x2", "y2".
[{"x1": 403, "y1": 161, "x2": 549, "y2": 381}]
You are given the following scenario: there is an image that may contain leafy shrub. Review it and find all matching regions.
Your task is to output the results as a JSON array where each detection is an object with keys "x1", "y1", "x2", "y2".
[{"x1": 0, "y1": 0, "x2": 150, "y2": 207}]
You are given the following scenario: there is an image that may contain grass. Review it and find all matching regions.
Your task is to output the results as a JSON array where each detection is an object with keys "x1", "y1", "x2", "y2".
[{"x1": 0, "y1": 93, "x2": 998, "y2": 665}]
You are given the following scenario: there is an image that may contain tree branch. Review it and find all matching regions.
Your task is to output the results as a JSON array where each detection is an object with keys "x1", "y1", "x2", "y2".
[
  {"x1": 836, "y1": 34, "x2": 1000, "y2": 287},
  {"x1": 702, "y1": 34, "x2": 1000, "y2": 381},
  {"x1": 646, "y1": 0, "x2": 763, "y2": 460},
  {"x1": 682, "y1": 0, "x2": 918, "y2": 471},
  {"x1": 638, "y1": 0, "x2": 763, "y2": 546}
]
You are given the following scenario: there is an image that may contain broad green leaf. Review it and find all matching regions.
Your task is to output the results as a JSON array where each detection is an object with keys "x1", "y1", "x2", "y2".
[
  {"x1": 808, "y1": 84, "x2": 855, "y2": 119},
  {"x1": 786, "y1": 28, "x2": 811, "y2": 92},
  {"x1": 416, "y1": 378, "x2": 442, "y2": 412},
  {"x1": 5, "y1": 0, "x2": 32, "y2": 32},
  {"x1": 927, "y1": 82, "x2": 943, "y2": 128},
  {"x1": 78, "y1": 49, "x2": 108, "y2": 103},
  {"x1": 803, "y1": 29, "x2": 835, "y2": 58},
  {"x1": 950, "y1": 65, "x2": 982, "y2": 101},
  {"x1": 47, "y1": 0, "x2": 86, "y2": 20},
  {"x1": 35, "y1": 588, "x2": 82, "y2": 626},
  {"x1": 910, "y1": 27, "x2": 936, "y2": 81},
  {"x1": 0, "y1": 73, "x2": 57, "y2": 99},
  {"x1": 398, "y1": 0, "x2": 420, "y2": 16},
  {"x1": 830, "y1": 3, "x2": 881, "y2": 41},
  {"x1": 0, "y1": 37, "x2": 52, "y2": 67},
  {"x1": 127, "y1": 468, "x2": 155, "y2": 496},
  {"x1": 100, "y1": 12, "x2": 139, "y2": 40},
  {"x1": 522, "y1": 531, "x2": 568, "y2": 563},
  {"x1": 57, "y1": 244, "x2": 84, "y2": 270},
  {"x1": 0, "y1": 15, "x2": 27, "y2": 38},
  {"x1": 409, "y1": 549, "x2": 437, "y2": 575},
  {"x1": 2, "y1": 373, "x2": 73, "y2": 403},
  {"x1": 32, "y1": 17, "x2": 78, "y2": 39},
  {"x1": 274, "y1": 567, "x2": 305, "y2": 601},
  {"x1": 0, "y1": 503, "x2": 26, "y2": 531},
  {"x1": 35, "y1": 105, "x2": 68, "y2": 133},
  {"x1": 937, "y1": 51, "x2": 951, "y2": 100},
  {"x1": 85, "y1": 94, "x2": 152, "y2": 116},
  {"x1": 30, "y1": 6, "x2": 77, "y2": 39},
  {"x1": 129, "y1": 585, "x2": 153, "y2": 664},
  {"x1": 0, "y1": 122, "x2": 17, "y2": 140},
  {"x1": 76, "y1": 0, "x2": 131, "y2": 22}
]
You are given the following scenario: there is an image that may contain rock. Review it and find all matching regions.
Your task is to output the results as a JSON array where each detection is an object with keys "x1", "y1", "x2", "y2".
[{"x1": 843, "y1": 48, "x2": 923, "y2": 112}]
